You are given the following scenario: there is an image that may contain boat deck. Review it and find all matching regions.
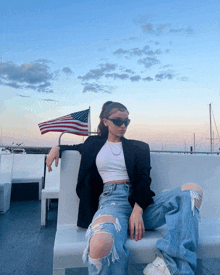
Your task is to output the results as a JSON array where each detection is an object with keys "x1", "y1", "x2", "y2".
[{"x1": 1, "y1": 189, "x2": 220, "y2": 275}]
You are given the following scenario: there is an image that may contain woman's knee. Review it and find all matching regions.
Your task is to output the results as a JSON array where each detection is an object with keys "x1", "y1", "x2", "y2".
[
  {"x1": 181, "y1": 183, "x2": 203, "y2": 196},
  {"x1": 89, "y1": 215, "x2": 116, "y2": 259},
  {"x1": 181, "y1": 183, "x2": 203, "y2": 209},
  {"x1": 89, "y1": 232, "x2": 113, "y2": 259}
]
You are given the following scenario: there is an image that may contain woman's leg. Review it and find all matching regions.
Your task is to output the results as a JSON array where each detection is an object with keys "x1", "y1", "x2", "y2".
[
  {"x1": 83, "y1": 183, "x2": 132, "y2": 275},
  {"x1": 143, "y1": 184, "x2": 203, "y2": 275}
]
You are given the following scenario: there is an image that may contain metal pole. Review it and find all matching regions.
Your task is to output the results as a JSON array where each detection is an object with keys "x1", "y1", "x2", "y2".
[
  {"x1": 213, "y1": 131, "x2": 214, "y2": 151},
  {"x1": 43, "y1": 156, "x2": 47, "y2": 189},
  {"x1": 88, "y1": 106, "x2": 91, "y2": 136},
  {"x1": 194, "y1": 133, "x2": 195, "y2": 152},
  {"x1": 209, "y1": 103, "x2": 212, "y2": 152},
  {"x1": 58, "y1": 130, "x2": 97, "y2": 146}
]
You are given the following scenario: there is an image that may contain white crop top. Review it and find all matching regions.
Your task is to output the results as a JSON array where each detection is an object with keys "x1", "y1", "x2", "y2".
[{"x1": 96, "y1": 140, "x2": 129, "y2": 183}]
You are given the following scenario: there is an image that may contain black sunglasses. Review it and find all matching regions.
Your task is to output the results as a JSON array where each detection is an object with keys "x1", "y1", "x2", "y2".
[{"x1": 107, "y1": 118, "x2": 130, "y2": 127}]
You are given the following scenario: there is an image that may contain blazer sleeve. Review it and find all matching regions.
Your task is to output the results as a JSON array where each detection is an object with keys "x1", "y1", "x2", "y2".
[
  {"x1": 58, "y1": 135, "x2": 96, "y2": 157},
  {"x1": 128, "y1": 141, "x2": 155, "y2": 211},
  {"x1": 59, "y1": 144, "x2": 84, "y2": 158}
]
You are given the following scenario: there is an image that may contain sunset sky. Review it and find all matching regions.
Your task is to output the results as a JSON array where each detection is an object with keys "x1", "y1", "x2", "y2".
[{"x1": 1, "y1": 0, "x2": 220, "y2": 151}]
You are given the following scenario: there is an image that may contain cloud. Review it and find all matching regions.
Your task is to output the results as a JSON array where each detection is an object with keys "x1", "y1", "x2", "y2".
[
  {"x1": 17, "y1": 94, "x2": 31, "y2": 98},
  {"x1": 78, "y1": 63, "x2": 117, "y2": 81},
  {"x1": 130, "y1": 75, "x2": 141, "y2": 82},
  {"x1": 113, "y1": 45, "x2": 162, "y2": 58},
  {"x1": 178, "y1": 76, "x2": 189, "y2": 81},
  {"x1": 105, "y1": 73, "x2": 144, "y2": 83},
  {"x1": 162, "y1": 64, "x2": 173, "y2": 69},
  {"x1": 142, "y1": 23, "x2": 154, "y2": 33},
  {"x1": 130, "y1": 47, "x2": 149, "y2": 56},
  {"x1": 82, "y1": 83, "x2": 112, "y2": 94},
  {"x1": 118, "y1": 67, "x2": 135, "y2": 75},
  {"x1": 143, "y1": 76, "x2": 153, "y2": 81},
  {"x1": 138, "y1": 57, "x2": 160, "y2": 68},
  {"x1": 169, "y1": 28, "x2": 183, "y2": 33},
  {"x1": 25, "y1": 84, "x2": 37, "y2": 90},
  {"x1": 105, "y1": 73, "x2": 129, "y2": 80},
  {"x1": 169, "y1": 27, "x2": 193, "y2": 34},
  {"x1": 121, "y1": 37, "x2": 138, "y2": 42},
  {"x1": 62, "y1": 67, "x2": 73, "y2": 74},
  {"x1": 36, "y1": 81, "x2": 53, "y2": 93},
  {"x1": 0, "y1": 60, "x2": 54, "y2": 93},
  {"x1": 7, "y1": 82, "x2": 23, "y2": 89},
  {"x1": 124, "y1": 69, "x2": 135, "y2": 74},
  {"x1": 39, "y1": 89, "x2": 53, "y2": 93},
  {"x1": 149, "y1": 40, "x2": 160, "y2": 45},
  {"x1": 132, "y1": 15, "x2": 149, "y2": 25},
  {"x1": 113, "y1": 48, "x2": 128, "y2": 55},
  {"x1": 114, "y1": 45, "x2": 161, "y2": 56},
  {"x1": 129, "y1": 37, "x2": 138, "y2": 41},
  {"x1": 157, "y1": 24, "x2": 169, "y2": 32},
  {"x1": 133, "y1": 16, "x2": 193, "y2": 35},
  {"x1": 34, "y1": 59, "x2": 53, "y2": 64},
  {"x1": 155, "y1": 71, "x2": 175, "y2": 81},
  {"x1": 42, "y1": 98, "x2": 58, "y2": 102},
  {"x1": 141, "y1": 23, "x2": 173, "y2": 35}
]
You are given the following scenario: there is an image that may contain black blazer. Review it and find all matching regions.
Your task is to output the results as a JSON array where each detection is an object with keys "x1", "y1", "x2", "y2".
[{"x1": 59, "y1": 135, "x2": 155, "y2": 228}]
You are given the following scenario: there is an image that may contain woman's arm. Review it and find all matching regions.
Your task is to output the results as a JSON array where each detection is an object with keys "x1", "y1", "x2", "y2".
[
  {"x1": 46, "y1": 143, "x2": 84, "y2": 172},
  {"x1": 46, "y1": 136, "x2": 99, "y2": 172},
  {"x1": 46, "y1": 146, "x2": 60, "y2": 172}
]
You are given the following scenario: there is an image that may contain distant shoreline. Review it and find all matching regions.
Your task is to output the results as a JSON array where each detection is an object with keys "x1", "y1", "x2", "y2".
[{"x1": 1, "y1": 146, "x2": 219, "y2": 155}]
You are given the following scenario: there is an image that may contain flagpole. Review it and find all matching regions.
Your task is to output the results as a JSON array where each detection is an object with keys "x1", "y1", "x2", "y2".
[{"x1": 88, "y1": 106, "x2": 91, "y2": 136}]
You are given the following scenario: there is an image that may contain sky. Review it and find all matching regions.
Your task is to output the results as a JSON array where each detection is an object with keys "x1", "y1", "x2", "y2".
[{"x1": 0, "y1": 0, "x2": 220, "y2": 151}]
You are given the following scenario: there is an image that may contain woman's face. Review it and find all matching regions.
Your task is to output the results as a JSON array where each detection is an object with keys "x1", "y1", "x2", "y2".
[{"x1": 103, "y1": 109, "x2": 129, "y2": 139}]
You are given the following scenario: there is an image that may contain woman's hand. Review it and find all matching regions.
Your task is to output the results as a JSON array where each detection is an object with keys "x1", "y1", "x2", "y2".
[
  {"x1": 129, "y1": 203, "x2": 145, "y2": 241},
  {"x1": 46, "y1": 146, "x2": 60, "y2": 172}
]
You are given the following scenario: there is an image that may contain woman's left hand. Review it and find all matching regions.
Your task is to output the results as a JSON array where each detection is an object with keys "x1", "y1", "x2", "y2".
[{"x1": 129, "y1": 203, "x2": 145, "y2": 241}]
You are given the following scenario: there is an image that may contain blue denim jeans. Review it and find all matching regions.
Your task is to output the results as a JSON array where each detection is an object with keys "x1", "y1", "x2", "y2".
[{"x1": 83, "y1": 183, "x2": 202, "y2": 275}]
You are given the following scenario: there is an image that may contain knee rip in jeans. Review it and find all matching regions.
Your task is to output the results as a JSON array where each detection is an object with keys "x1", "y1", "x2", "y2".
[
  {"x1": 181, "y1": 183, "x2": 203, "y2": 216},
  {"x1": 82, "y1": 215, "x2": 122, "y2": 274}
]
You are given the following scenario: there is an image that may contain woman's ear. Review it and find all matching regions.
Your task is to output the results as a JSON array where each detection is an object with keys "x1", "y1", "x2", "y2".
[{"x1": 103, "y1": 118, "x2": 108, "y2": 127}]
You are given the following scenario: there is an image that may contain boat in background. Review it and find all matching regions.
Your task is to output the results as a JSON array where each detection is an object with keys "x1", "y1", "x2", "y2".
[
  {"x1": 0, "y1": 147, "x2": 11, "y2": 154},
  {"x1": 11, "y1": 148, "x2": 26, "y2": 154}
]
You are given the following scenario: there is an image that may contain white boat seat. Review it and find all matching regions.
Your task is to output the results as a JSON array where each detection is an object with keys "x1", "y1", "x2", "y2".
[{"x1": 53, "y1": 151, "x2": 220, "y2": 274}]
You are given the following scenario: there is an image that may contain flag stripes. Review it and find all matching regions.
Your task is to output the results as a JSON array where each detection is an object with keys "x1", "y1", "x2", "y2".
[{"x1": 38, "y1": 109, "x2": 89, "y2": 136}]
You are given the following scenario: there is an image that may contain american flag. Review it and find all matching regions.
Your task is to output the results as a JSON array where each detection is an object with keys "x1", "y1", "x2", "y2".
[{"x1": 38, "y1": 109, "x2": 90, "y2": 136}]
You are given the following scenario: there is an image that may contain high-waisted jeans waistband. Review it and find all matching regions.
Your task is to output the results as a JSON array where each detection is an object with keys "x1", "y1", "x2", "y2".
[{"x1": 104, "y1": 181, "x2": 130, "y2": 185}]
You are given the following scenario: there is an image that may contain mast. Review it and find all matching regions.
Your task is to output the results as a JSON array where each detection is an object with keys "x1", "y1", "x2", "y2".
[
  {"x1": 194, "y1": 133, "x2": 195, "y2": 152},
  {"x1": 213, "y1": 131, "x2": 214, "y2": 150},
  {"x1": 209, "y1": 103, "x2": 212, "y2": 152}
]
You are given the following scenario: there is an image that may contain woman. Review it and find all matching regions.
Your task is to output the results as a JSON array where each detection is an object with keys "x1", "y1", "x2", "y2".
[{"x1": 46, "y1": 101, "x2": 203, "y2": 275}]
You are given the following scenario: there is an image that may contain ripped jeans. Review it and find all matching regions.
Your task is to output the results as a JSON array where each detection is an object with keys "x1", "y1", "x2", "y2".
[{"x1": 83, "y1": 183, "x2": 202, "y2": 275}]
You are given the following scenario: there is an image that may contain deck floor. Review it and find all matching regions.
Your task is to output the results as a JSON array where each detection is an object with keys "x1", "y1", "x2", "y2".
[{"x1": 1, "y1": 197, "x2": 220, "y2": 275}]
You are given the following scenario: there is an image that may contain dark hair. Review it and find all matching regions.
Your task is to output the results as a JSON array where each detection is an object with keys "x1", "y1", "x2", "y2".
[{"x1": 97, "y1": 101, "x2": 129, "y2": 137}]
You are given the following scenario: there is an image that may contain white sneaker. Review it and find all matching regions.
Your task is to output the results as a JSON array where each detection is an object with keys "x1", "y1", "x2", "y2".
[{"x1": 143, "y1": 256, "x2": 171, "y2": 275}]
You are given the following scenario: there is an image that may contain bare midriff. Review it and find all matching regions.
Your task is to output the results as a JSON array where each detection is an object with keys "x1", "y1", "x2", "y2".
[{"x1": 104, "y1": 179, "x2": 130, "y2": 184}]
